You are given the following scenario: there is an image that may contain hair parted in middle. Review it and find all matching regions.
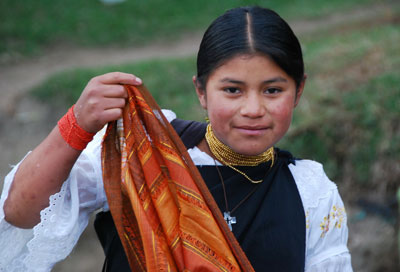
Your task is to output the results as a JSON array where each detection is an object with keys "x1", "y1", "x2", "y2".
[{"x1": 196, "y1": 6, "x2": 304, "y2": 90}]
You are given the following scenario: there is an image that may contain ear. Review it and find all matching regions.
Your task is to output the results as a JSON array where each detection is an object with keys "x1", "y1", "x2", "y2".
[
  {"x1": 294, "y1": 74, "x2": 307, "y2": 107},
  {"x1": 193, "y1": 75, "x2": 207, "y2": 110}
]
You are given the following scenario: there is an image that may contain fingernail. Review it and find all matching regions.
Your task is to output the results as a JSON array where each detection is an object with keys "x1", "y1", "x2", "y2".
[{"x1": 135, "y1": 77, "x2": 142, "y2": 84}]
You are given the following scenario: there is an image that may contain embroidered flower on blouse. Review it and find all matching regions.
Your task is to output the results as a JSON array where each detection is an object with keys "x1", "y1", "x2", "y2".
[
  {"x1": 331, "y1": 205, "x2": 345, "y2": 229},
  {"x1": 320, "y1": 214, "x2": 330, "y2": 237},
  {"x1": 320, "y1": 205, "x2": 345, "y2": 237}
]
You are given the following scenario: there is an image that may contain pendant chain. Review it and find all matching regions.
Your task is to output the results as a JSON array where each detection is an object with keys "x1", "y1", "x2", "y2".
[{"x1": 214, "y1": 159, "x2": 260, "y2": 230}]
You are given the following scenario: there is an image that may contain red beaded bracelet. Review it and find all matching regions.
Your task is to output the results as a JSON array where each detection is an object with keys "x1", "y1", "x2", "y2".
[{"x1": 58, "y1": 105, "x2": 95, "y2": 151}]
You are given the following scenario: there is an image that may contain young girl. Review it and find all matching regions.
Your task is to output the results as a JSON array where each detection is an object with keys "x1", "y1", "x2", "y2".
[{"x1": 0, "y1": 6, "x2": 352, "y2": 272}]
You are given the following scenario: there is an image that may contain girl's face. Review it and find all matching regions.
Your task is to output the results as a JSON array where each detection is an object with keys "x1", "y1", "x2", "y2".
[{"x1": 195, "y1": 54, "x2": 304, "y2": 156}]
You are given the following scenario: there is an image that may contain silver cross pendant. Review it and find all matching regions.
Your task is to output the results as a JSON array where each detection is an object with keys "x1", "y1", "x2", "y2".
[{"x1": 224, "y1": 211, "x2": 236, "y2": 231}]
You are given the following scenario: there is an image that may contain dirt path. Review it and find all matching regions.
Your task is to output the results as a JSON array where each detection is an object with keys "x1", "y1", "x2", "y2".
[{"x1": 0, "y1": 2, "x2": 398, "y2": 271}]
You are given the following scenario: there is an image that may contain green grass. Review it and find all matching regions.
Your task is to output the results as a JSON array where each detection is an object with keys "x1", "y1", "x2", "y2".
[
  {"x1": 281, "y1": 71, "x2": 400, "y2": 184},
  {"x1": 279, "y1": 23, "x2": 400, "y2": 189},
  {"x1": 1, "y1": 0, "x2": 375, "y2": 57}
]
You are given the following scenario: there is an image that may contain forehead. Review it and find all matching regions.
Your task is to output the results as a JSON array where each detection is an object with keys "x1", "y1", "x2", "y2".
[
  {"x1": 209, "y1": 54, "x2": 289, "y2": 77},
  {"x1": 207, "y1": 53, "x2": 290, "y2": 82}
]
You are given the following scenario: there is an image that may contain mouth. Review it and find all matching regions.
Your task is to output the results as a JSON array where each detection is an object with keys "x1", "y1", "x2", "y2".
[{"x1": 234, "y1": 125, "x2": 270, "y2": 136}]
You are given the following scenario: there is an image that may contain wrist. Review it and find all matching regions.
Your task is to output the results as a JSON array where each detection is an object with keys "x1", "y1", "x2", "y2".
[{"x1": 58, "y1": 105, "x2": 95, "y2": 150}]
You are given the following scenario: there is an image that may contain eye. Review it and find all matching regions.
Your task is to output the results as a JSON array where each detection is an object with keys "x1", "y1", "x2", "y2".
[
  {"x1": 264, "y1": 88, "x2": 282, "y2": 94},
  {"x1": 224, "y1": 87, "x2": 241, "y2": 94}
]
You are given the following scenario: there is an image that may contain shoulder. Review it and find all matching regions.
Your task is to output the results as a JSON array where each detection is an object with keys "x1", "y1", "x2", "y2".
[
  {"x1": 288, "y1": 159, "x2": 337, "y2": 210},
  {"x1": 161, "y1": 109, "x2": 177, "y2": 122}
]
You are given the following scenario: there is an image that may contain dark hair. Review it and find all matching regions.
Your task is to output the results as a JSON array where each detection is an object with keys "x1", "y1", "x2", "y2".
[{"x1": 196, "y1": 6, "x2": 304, "y2": 90}]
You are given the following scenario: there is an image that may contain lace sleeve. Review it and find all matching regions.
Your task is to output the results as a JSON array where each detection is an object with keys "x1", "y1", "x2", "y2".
[
  {"x1": 289, "y1": 160, "x2": 353, "y2": 272},
  {"x1": 0, "y1": 130, "x2": 106, "y2": 272}
]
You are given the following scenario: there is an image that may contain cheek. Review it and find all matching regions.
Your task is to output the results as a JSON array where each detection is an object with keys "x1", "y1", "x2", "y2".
[
  {"x1": 208, "y1": 100, "x2": 236, "y2": 122},
  {"x1": 207, "y1": 100, "x2": 238, "y2": 141},
  {"x1": 269, "y1": 100, "x2": 294, "y2": 127}
]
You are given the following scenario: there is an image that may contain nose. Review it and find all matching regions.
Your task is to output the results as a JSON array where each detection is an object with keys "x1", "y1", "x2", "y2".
[{"x1": 239, "y1": 93, "x2": 266, "y2": 118}]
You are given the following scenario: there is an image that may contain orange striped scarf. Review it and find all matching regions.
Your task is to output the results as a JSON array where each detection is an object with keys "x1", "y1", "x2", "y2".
[{"x1": 101, "y1": 84, "x2": 254, "y2": 272}]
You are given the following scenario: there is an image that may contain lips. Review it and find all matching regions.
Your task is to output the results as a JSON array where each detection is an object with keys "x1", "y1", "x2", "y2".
[
  {"x1": 234, "y1": 125, "x2": 270, "y2": 136},
  {"x1": 236, "y1": 125, "x2": 268, "y2": 130}
]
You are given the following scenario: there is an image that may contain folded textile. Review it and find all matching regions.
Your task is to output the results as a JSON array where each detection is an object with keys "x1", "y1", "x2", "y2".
[{"x1": 101, "y1": 84, "x2": 254, "y2": 272}]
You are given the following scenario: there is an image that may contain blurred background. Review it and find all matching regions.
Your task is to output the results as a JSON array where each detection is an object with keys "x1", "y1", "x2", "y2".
[{"x1": 0, "y1": 0, "x2": 399, "y2": 271}]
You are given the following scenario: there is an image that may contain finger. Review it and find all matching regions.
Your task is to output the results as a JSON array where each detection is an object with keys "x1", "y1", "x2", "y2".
[
  {"x1": 101, "y1": 108, "x2": 124, "y2": 123},
  {"x1": 101, "y1": 85, "x2": 128, "y2": 99},
  {"x1": 98, "y1": 72, "x2": 142, "y2": 85},
  {"x1": 102, "y1": 97, "x2": 126, "y2": 110}
]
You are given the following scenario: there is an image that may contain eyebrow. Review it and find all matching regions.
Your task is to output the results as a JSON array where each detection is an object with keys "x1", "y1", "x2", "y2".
[{"x1": 220, "y1": 77, "x2": 288, "y2": 84}]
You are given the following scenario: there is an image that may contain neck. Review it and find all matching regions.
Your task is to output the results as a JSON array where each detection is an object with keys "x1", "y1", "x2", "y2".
[{"x1": 205, "y1": 124, "x2": 274, "y2": 167}]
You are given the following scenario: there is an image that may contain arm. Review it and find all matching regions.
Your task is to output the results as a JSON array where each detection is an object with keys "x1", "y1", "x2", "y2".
[
  {"x1": 3, "y1": 72, "x2": 142, "y2": 228},
  {"x1": 289, "y1": 160, "x2": 352, "y2": 271},
  {"x1": 0, "y1": 132, "x2": 104, "y2": 271},
  {"x1": 305, "y1": 185, "x2": 352, "y2": 271}
]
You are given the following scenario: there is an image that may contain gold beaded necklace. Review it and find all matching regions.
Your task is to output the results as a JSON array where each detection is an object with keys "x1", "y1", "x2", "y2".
[{"x1": 205, "y1": 124, "x2": 274, "y2": 183}]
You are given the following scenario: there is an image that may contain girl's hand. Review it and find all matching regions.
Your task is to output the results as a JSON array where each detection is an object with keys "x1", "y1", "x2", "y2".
[{"x1": 74, "y1": 72, "x2": 142, "y2": 133}]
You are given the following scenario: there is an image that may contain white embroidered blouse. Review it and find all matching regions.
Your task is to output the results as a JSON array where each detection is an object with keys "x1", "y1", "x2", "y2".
[{"x1": 0, "y1": 110, "x2": 352, "y2": 272}]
